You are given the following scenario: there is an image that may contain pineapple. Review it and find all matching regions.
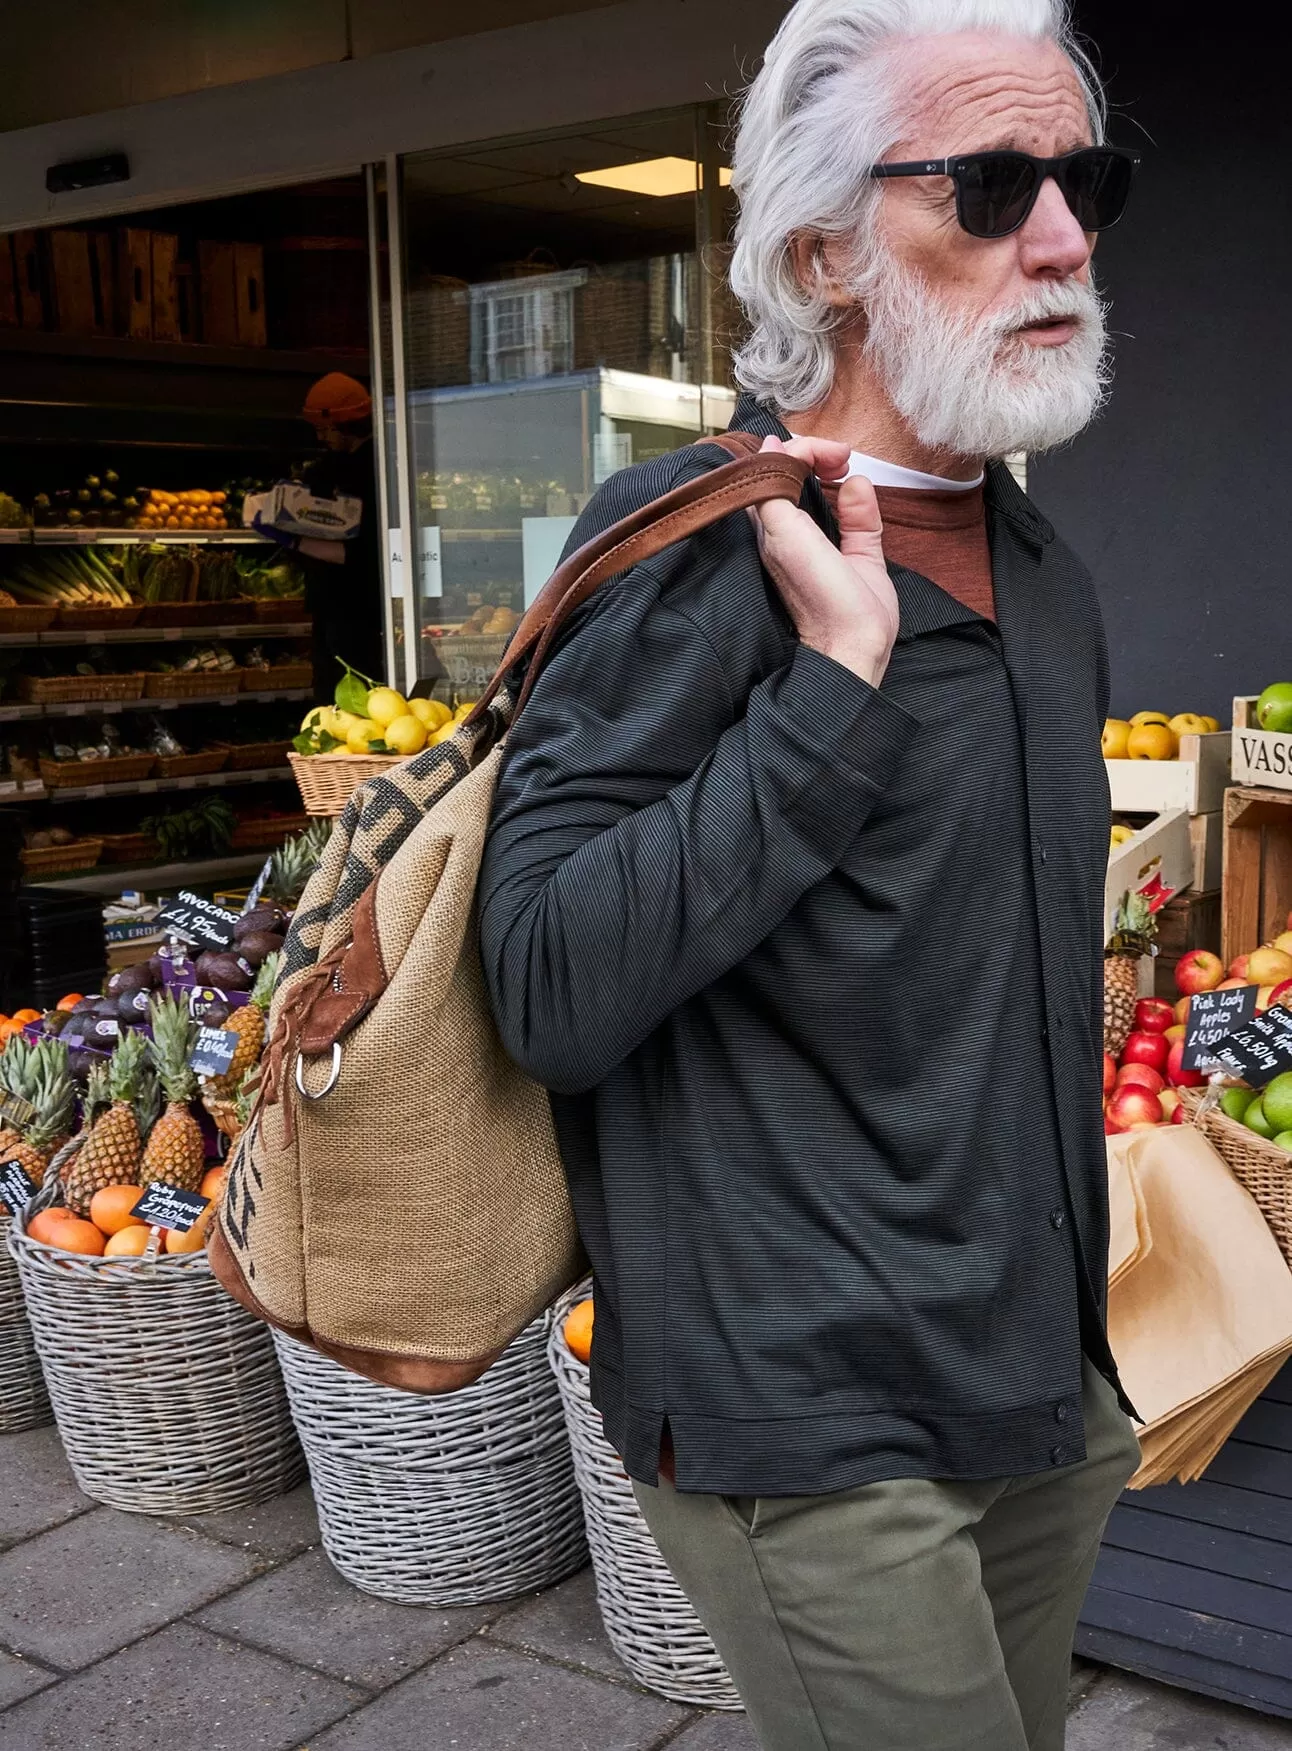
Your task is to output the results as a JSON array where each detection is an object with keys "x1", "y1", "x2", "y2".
[
  {"x1": 265, "y1": 821, "x2": 328, "y2": 907},
  {"x1": 3, "y1": 1040, "x2": 74, "y2": 1184},
  {"x1": 63, "y1": 1030, "x2": 149, "y2": 1215},
  {"x1": 61, "y1": 1059, "x2": 110, "y2": 1185},
  {"x1": 1104, "y1": 890, "x2": 1157, "y2": 1057},
  {"x1": 0, "y1": 1034, "x2": 36, "y2": 1157},
  {"x1": 140, "y1": 993, "x2": 206, "y2": 1191},
  {"x1": 206, "y1": 953, "x2": 278, "y2": 1101}
]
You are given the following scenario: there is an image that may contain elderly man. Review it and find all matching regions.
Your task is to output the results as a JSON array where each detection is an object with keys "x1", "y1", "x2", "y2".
[{"x1": 480, "y1": 1, "x2": 1141, "y2": 1744}]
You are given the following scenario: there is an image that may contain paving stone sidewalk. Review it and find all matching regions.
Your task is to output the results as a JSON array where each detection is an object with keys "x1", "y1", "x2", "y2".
[{"x1": 3, "y1": 1424, "x2": 1291, "y2": 1750}]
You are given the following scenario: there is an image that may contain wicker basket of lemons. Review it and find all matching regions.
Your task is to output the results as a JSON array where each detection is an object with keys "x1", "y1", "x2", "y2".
[{"x1": 289, "y1": 663, "x2": 470, "y2": 816}]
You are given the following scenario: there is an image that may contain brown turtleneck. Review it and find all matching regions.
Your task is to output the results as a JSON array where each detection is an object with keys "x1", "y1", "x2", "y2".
[{"x1": 823, "y1": 479, "x2": 995, "y2": 623}]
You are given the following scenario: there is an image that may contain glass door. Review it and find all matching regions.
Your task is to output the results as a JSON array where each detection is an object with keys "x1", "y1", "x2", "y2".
[{"x1": 383, "y1": 105, "x2": 739, "y2": 701}]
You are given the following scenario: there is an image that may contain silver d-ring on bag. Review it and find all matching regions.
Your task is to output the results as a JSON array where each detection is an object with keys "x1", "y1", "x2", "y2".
[{"x1": 295, "y1": 1042, "x2": 342, "y2": 1100}]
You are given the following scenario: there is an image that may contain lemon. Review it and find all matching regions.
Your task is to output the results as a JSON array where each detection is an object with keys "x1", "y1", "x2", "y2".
[
  {"x1": 452, "y1": 702, "x2": 476, "y2": 721},
  {"x1": 409, "y1": 697, "x2": 451, "y2": 729},
  {"x1": 384, "y1": 714, "x2": 427, "y2": 755},
  {"x1": 330, "y1": 710, "x2": 363, "y2": 737},
  {"x1": 429, "y1": 722, "x2": 459, "y2": 746},
  {"x1": 345, "y1": 718, "x2": 383, "y2": 753},
  {"x1": 300, "y1": 705, "x2": 331, "y2": 735},
  {"x1": 366, "y1": 687, "x2": 409, "y2": 728},
  {"x1": 1101, "y1": 718, "x2": 1132, "y2": 759}
]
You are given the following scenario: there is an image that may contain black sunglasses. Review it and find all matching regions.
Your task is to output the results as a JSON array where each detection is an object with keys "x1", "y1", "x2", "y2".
[{"x1": 870, "y1": 147, "x2": 1141, "y2": 239}]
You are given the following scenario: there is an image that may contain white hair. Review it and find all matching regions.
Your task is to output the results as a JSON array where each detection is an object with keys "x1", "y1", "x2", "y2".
[{"x1": 729, "y1": 0, "x2": 1107, "y2": 413}]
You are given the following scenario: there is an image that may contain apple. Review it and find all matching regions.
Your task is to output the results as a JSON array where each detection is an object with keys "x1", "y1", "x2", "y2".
[
  {"x1": 1175, "y1": 949, "x2": 1224, "y2": 995},
  {"x1": 1174, "y1": 997, "x2": 1191, "y2": 1025},
  {"x1": 1273, "y1": 930, "x2": 1292, "y2": 958},
  {"x1": 1106, "y1": 1083, "x2": 1165, "y2": 1129},
  {"x1": 1268, "y1": 978, "x2": 1292, "y2": 1012},
  {"x1": 1102, "y1": 1052, "x2": 1117, "y2": 1096},
  {"x1": 1159, "y1": 1089, "x2": 1181, "y2": 1119},
  {"x1": 1117, "y1": 1062, "x2": 1166, "y2": 1094},
  {"x1": 1104, "y1": 1112, "x2": 1125, "y2": 1136},
  {"x1": 1166, "y1": 1036, "x2": 1205, "y2": 1088},
  {"x1": 1249, "y1": 945, "x2": 1292, "y2": 985},
  {"x1": 1164, "y1": 1023, "x2": 1186, "y2": 1042},
  {"x1": 1229, "y1": 954, "x2": 1250, "y2": 981},
  {"x1": 1122, "y1": 1031, "x2": 1170, "y2": 1073},
  {"x1": 1134, "y1": 997, "x2": 1175, "y2": 1034},
  {"x1": 1216, "y1": 977, "x2": 1252, "y2": 990},
  {"x1": 1171, "y1": 1102, "x2": 1187, "y2": 1124},
  {"x1": 1257, "y1": 985, "x2": 1276, "y2": 1014}
]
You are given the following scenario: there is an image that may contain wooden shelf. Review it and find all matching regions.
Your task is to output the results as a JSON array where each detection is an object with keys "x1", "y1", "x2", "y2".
[
  {"x1": 0, "y1": 622, "x2": 310, "y2": 649},
  {"x1": 0, "y1": 326, "x2": 369, "y2": 377},
  {"x1": 32, "y1": 852, "x2": 272, "y2": 894},
  {"x1": 28, "y1": 530, "x2": 270, "y2": 546},
  {"x1": 0, "y1": 765, "x2": 294, "y2": 807},
  {"x1": 0, "y1": 688, "x2": 310, "y2": 724}
]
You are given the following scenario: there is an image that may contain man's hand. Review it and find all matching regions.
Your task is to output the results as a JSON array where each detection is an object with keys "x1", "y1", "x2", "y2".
[{"x1": 751, "y1": 435, "x2": 899, "y2": 689}]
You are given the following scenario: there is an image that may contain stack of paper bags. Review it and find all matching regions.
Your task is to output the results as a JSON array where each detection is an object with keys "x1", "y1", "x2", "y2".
[{"x1": 1107, "y1": 1125, "x2": 1292, "y2": 1487}]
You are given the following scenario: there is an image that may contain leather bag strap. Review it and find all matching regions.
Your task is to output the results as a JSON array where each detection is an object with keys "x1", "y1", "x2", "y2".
[{"x1": 462, "y1": 435, "x2": 807, "y2": 726}]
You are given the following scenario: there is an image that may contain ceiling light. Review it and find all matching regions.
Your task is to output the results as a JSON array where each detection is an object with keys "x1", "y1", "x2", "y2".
[{"x1": 574, "y1": 157, "x2": 732, "y2": 198}]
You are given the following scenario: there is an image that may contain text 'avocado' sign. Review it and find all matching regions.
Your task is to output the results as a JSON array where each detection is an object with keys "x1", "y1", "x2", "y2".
[
  {"x1": 1182, "y1": 985, "x2": 1260, "y2": 1071},
  {"x1": 156, "y1": 890, "x2": 239, "y2": 951}
]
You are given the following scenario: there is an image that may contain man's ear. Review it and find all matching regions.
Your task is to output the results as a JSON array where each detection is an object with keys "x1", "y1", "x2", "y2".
[{"x1": 788, "y1": 232, "x2": 857, "y2": 310}]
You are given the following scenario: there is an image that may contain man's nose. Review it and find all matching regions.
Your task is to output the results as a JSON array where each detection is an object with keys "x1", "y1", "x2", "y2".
[{"x1": 1017, "y1": 175, "x2": 1093, "y2": 280}]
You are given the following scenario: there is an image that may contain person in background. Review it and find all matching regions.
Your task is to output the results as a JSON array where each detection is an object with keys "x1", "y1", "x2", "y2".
[
  {"x1": 299, "y1": 372, "x2": 384, "y2": 689},
  {"x1": 479, "y1": 0, "x2": 1143, "y2": 1745}
]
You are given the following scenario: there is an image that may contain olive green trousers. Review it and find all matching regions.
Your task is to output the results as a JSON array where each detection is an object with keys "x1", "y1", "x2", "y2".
[{"x1": 632, "y1": 1359, "x2": 1139, "y2": 1751}]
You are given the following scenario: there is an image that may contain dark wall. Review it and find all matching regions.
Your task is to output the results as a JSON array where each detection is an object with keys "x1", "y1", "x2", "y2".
[{"x1": 1028, "y1": 8, "x2": 1292, "y2": 722}]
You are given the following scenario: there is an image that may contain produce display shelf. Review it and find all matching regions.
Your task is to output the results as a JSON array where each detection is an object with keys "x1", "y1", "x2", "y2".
[
  {"x1": 0, "y1": 687, "x2": 310, "y2": 723},
  {"x1": 31, "y1": 851, "x2": 271, "y2": 894},
  {"x1": 0, "y1": 622, "x2": 310, "y2": 649},
  {"x1": 43, "y1": 765, "x2": 293, "y2": 805},
  {"x1": 29, "y1": 530, "x2": 271, "y2": 546}
]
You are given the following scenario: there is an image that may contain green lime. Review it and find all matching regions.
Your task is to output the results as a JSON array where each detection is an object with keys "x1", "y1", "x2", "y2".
[
  {"x1": 1244, "y1": 1095, "x2": 1275, "y2": 1139},
  {"x1": 1272, "y1": 1131, "x2": 1292, "y2": 1152},
  {"x1": 1256, "y1": 682, "x2": 1292, "y2": 733},
  {"x1": 1260, "y1": 1070, "x2": 1292, "y2": 1133},
  {"x1": 1219, "y1": 1087, "x2": 1256, "y2": 1122}
]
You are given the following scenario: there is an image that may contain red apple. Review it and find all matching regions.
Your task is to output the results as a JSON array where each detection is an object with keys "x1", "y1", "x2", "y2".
[
  {"x1": 1268, "y1": 978, "x2": 1292, "y2": 1012},
  {"x1": 1122, "y1": 1031, "x2": 1170, "y2": 1073},
  {"x1": 1133, "y1": 997, "x2": 1175, "y2": 1035},
  {"x1": 1174, "y1": 996, "x2": 1192, "y2": 1024},
  {"x1": 1257, "y1": 985, "x2": 1276, "y2": 1014},
  {"x1": 1117, "y1": 1063, "x2": 1166, "y2": 1094},
  {"x1": 1106, "y1": 1083, "x2": 1165, "y2": 1129},
  {"x1": 1102, "y1": 1052, "x2": 1117, "y2": 1096},
  {"x1": 1166, "y1": 1036, "x2": 1205, "y2": 1088},
  {"x1": 1164, "y1": 1023, "x2": 1186, "y2": 1042},
  {"x1": 1171, "y1": 1102, "x2": 1187, "y2": 1123},
  {"x1": 1104, "y1": 1113, "x2": 1125, "y2": 1135},
  {"x1": 1175, "y1": 949, "x2": 1224, "y2": 995},
  {"x1": 1228, "y1": 954, "x2": 1250, "y2": 981},
  {"x1": 1216, "y1": 977, "x2": 1251, "y2": 990}
]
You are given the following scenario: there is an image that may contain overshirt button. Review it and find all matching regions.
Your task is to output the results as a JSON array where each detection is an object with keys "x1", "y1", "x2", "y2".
[
  {"x1": 1049, "y1": 1209, "x2": 1065, "y2": 1231},
  {"x1": 1051, "y1": 1445, "x2": 1064, "y2": 1465},
  {"x1": 1055, "y1": 1403, "x2": 1068, "y2": 1423},
  {"x1": 1041, "y1": 1024, "x2": 1049, "y2": 1043},
  {"x1": 1037, "y1": 840, "x2": 1048, "y2": 864}
]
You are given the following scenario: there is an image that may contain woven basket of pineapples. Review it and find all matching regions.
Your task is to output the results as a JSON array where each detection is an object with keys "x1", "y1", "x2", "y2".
[
  {"x1": 5, "y1": 1002, "x2": 303, "y2": 1515},
  {"x1": 0, "y1": 1038, "x2": 54, "y2": 1433}
]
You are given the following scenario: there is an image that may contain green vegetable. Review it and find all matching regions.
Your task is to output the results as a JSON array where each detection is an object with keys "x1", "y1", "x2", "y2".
[{"x1": 334, "y1": 659, "x2": 373, "y2": 719}]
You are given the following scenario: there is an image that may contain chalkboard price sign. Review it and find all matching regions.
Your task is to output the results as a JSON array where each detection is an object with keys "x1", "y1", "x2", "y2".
[
  {"x1": 0, "y1": 1158, "x2": 39, "y2": 1217},
  {"x1": 1182, "y1": 986, "x2": 1260, "y2": 1070},
  {"x1": 190, "y1": 1026, "x2": 239, "y2": 1079},
  {"x1": 1207, "y1": 1005, "x2": 1292, "y2": 1088},
  {"x1": 156, "y1": 890, "x2": 239, "y2": 951},
  {"x1": 129, "y1": 1183, "x2": 211, "y2": 1234}
]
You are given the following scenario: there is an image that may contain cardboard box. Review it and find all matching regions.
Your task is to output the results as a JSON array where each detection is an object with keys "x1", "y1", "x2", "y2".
[
  {"x1": 1106, "y1": 730, "x2": 1231, "y2": 815},
  {"x1": 1231, "y1": 696, "x2": 1292, "y2": 793},
  {"x1": 1106, "y1": 806, "x2": 1193, "y2": 943}
]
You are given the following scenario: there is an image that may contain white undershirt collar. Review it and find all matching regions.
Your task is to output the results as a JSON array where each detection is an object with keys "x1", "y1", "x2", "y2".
[{"x1": 787, "y1": 439, "x2": 983, "y2": 493}]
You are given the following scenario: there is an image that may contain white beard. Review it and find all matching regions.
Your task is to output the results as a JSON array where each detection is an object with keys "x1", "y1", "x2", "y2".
[{"x1": 860, "y1": 258, "x2": 1111, "y2": 460}]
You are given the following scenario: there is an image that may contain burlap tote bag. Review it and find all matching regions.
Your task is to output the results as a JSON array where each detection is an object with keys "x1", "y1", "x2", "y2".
[{"x1": 210, "y1": 437, "x2": 809, "y2": 1390}]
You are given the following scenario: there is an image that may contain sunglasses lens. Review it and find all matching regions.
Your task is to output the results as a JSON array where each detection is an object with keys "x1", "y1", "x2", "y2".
[
  {"x1": 956, "y1": 154, "x2": 1039, "y2": 238},
  {"x1": 1060, "y1": 150, "x2": 1135, "y2": 230}
]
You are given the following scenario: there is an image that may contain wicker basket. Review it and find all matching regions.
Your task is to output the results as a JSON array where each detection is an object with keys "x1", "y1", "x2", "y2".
[
  {"x1": 243, "y1": 664, "x2": 313, "y2": 693},
  {"x1": 547, "y1": 1286, "x2": 742, "y2": 1709},
  {"x1": 143, "y1": 670, "x2": 237, "y2": 699},
  {"x1": 230, "y1": 813, "x2": 309, "y2": 851},
  {"x1": 39, "y1": 753, "x2": 157, "y2": 789},
  {"x1": 53, "y1": 604, "x2": 143, "y2": 631},
  {"x1": 0, "y1": 1210, "x2": 50, "y2": 1434},
  {"x1": 273, "y1": 1321, "x2": 586, "y2": 1605},
  {"x1": 15, "y1": 673, "x2": 145, "y2": 705},
  {"x1": 1179, "y1": 1087, "x2": 1292, "y2": 1265},
  {"x1": 98, "y1": 831, "x2": 160, "y2": 865},
  {"x1": 19, "y1": 838, "x2": 104, "y2": 878},
  {"x1": 8, "y1": 1150, "x2": 305, "y2": 1515},
  {"x1": 289, "y1": 750, "x2": 405, "y2": 816},
  {"x1": 0, "y1": 605, "x2": 57, "y2": 634},
  {"x1": 153, "y1": 749, "x2": 229, "y2": 779},
  {"x1": 253, "y1": 598, "x2": 310, "y2": 624},
  {"x1": 218, "y1": 739, "x2": 293, "y2": 772}
]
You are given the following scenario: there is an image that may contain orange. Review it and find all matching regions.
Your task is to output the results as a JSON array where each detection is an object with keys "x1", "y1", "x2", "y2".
[
  {"x1": 199, "y1": 1166, "x2": 227, "y2": 1202},
  {"x1": 27, "y1": 1208, "x2": 77, "y2": 1246},
  {"x1": 11, "y1": 1008, "x2": 40, "y2": 1024},
  {"x1": 56, "y1": 992, "x2": 83, "y2": 1011},
  {"x1": 563, "y1": 1297, "x2": 594, "y2": 1364},
  {"x1": 89, "y1": 1184, "x2": 146, "y2": 1236},
  {"x1": 52, "y1": 1218, "x2": 106, "y2": 1257},
  {"x1": 1126, "y1": 722, "x2": 1176, "y2": 761},
  {"x1": 165, "y1": 1216, "x2": 210, "y2": 1254},
  {"x1": 104, "y1": 1226, "x2": 151, "y2": 1258}
]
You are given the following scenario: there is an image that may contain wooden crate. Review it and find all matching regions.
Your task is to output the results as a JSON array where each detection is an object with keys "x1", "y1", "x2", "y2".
[
  {"x1": 1190, "y1": 810, "x2": 1223, "y2": 893},
  {"x1": 12, "y1": 231, "x2": 46, "y2": 329},
  {"x1": 234, "y1": 243, "x2": 267, "y2": 347},
  {"x1": 1232, "y1": 696, "x2": 1292, "y2": 794},
  {"x1": 1222, "y1": 785, "x2": 1292, "y2": 967},
  {"x1": 116, "y1": 227, "x2": 152, "y2": 339},
  {"x1": 48, "y1": 229, "x2": 113, "y2": 335},
  {"x1": 1152, "y1": 888, "x2": 1222, "y2": 999},
  {"x1": 199, "y1": 240, "x2": 266, "y2": 347},
  {"x1": 1106, "y1": 730, "x2": 1231, "y2": 816},
  {"x1": 151, "y1": 232, "x2": 181, "y2": 342},
  {"x1": 0, "y1": 234, "x2": 18, "y2": 326}
]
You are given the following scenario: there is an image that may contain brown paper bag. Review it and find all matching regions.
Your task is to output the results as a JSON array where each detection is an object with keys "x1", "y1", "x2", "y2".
[{"x1": 1107, "y1": 1134, "x2": 1152, "y2": 1290}]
